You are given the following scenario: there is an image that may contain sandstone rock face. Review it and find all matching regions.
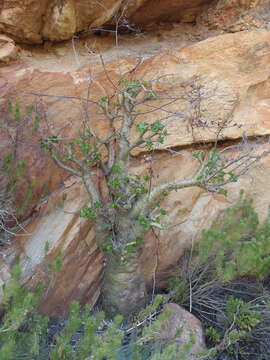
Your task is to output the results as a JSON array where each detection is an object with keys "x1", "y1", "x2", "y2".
[
  {"x1": 159, "y1": 303, "x2": 205, "y2": 357},
  {"x1": 0, "y1": 34, "x2": 18, "y2": 64},
  {"x1": 2, "y1": 0, "x2": 267, "y2": 43},
  {"x1": 134, "y1": 29, "x2": 270, "y2": 151},
  {"x1": 0, "y1": 0, "x2": 124, "y2": 43},
  {"x1": 42, "y1": 0, "x2": 125, "y2": 42},
  {"x1": 123, "y1": 0, "x2": 213, "y2": 24},
  {"x1": 0, "y1": 178, "x2": 104, "y2": 316},
  {"x1": 198, "y1": 0, "x2": 270, "y2": 31},
  {"x1": 0, "y1": 0, "x2": 51, "y2": 43},
  {"x1": 1, "y1": 30, "x2": 270, "y2": 314},
  {"x1": 0, "y1": 0, "x2": 257, "y2": 43},
  {"x1": 1, "y1": 29, "x2": 269, "y2": 208},
  {"x1": 140, "y1": 141, "x2": 270, "y2": 286}
]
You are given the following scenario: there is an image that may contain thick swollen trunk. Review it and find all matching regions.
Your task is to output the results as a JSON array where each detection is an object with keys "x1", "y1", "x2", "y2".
[{"x1": 102, "y1": 253, "x2": 147, "y2": 317}]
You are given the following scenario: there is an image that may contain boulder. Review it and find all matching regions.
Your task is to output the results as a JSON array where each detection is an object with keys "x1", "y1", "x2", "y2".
[
  {"x1": 4, "y1": 0, "x2": 267, "y2": 43},
  {"x1": 0, "y1": 0, "x2": 51, "y2": 43},
  {"x1": 42, "y1": 0, "x2": 124, "y2": 42},
  {"x1": 0, "y1": 0, "x2": 124, "y2": 43},
  {"x1": 121, "y1": 0, "x2": 213, "y2": 25},
  {"x1": 158, "y1": 303, "x2": 205, "y2": 358},
  {"x1": 0, "y1": 34, "x2": 18, "y2": 64},
  {"x1": 0, "y1": 0, "x2": 267, "y2": 43}
]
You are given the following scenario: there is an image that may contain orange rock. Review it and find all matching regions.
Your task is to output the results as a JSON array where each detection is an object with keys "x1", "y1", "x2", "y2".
[
  {"x1": 1, "y1": 30, "x2": 270, "y2": 314},
  {"x1": 198, "y1": 0, "x2": 269, "y2": 31},
  {"x1": 0, "y1": 34, "x2": 18, "y2": 64},
  {"x1": 122, "y1": 0, "x2": 213, "y2": 24},
  {"x1": 3, "y1": 0, "x2": 262, "y2": 43},
  {"x1": 159, "y1": 303, "x2": 205, "y2": 357}
]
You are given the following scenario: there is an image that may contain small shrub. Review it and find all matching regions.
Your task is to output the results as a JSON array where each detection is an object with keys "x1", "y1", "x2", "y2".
[
  {"x1": 0, "y1": 265, "x2": 196, "y2": 360},
  {"x1": 170, "y1": 193, "x2": 270, "y2": 359},
  {"x1": 0, "y1": 100, "x2": 39, "y2": 245},
  {"x1": 0, "y1": 262, "x2": 48, "y2": 360}
]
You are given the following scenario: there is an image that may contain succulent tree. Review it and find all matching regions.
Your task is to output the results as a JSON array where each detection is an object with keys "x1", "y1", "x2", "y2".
[{"x1": 31, "y1": 74, "x2": 261, "y2": 317}]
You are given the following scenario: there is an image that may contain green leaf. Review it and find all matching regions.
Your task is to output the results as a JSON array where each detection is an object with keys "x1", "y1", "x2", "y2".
[
  {"x1": 136, "y1": 122, "x2": 149, "y2": 133},
  {"x1": 229, "y1": 172, "x2": 238, "y2": 183},
  {"x1": 108, "y1": 178, "x2": 121, "y2": 188},
  {"x1": 79, "y1": 141, "x2": 91, "y2": 154},
  {"x1": 218, "y1": 188, "x2": 228, "y2": 196},
  {"x1": 92, "y1": 152, "x2": 101, "y2": 161},
  {"x1": 111, "y1": 164, "x2": 122, "y2": 174},
  {"x1": 197, "y1": 175, "x2": 204, "y2": 184},
  {"x1": 135, "y1": 237, "x2": 143, "y2": 246},
  {"x1": 1, "y1": 153, "x2": 13, "y2": 171},
  {"x1": 147, "y1": 91, "x2": 157, "y2": 99},
  {"x1": 17, "y1": 160, "x2": 25, "y2": 169},
  {"x1": 7, "y1": 99, "x2": 13, "y2": 113},
  {"x1": 49, "y1": 136, "x2": 59, "y2": 144},
  {"x1": 146, "y1": 140, "x2": 153, "y2": 151},
  {"x1": 44, "y1": 241, "x2": 50, "y2": 254},
  {"x1": 124, "y1": 243, "x2": 136, "y2": 253},
  {"x1": 158, "y1": 135, "x2": 165, "y2": 144},
  {"x1": 80, "y1": 206, "x2": 97, "y2": 218},
  {"x1": 150, "y1": 120, "x2": 164, "y2": 133},
  {"x1": 41, "y1": 136, "x2": 59, "y2": 150},
  {"x1": 103, "y1": 243, "x2": 113, "y2": 252},
  {"x1": 109, "y1": 201, "x2": 118, "y2": 208},
  {"x1": 93, "y1": 201, "x2": 102, "y2": 208},
  {"x1": 32, "y1": 114, "x2": 40, "y2": 133},
  {"x1": 14, "y1": 104, "x2": 20, "y2": 123},
  {"x1": 143, "y1": 175, "x2": 151, "y2": 182},
  {"x1": 26, "y1": 104, "x2": 35, "y2": 115},
  {"x1": 192, "y1": 150, "x2": 205, "y2": 160}
]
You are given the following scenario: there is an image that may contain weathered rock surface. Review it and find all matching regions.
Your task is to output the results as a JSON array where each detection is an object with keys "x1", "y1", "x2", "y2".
[
  {"x1": 140, "y1": 141, "x2": 270, "y2": 286},
  {"x1": 0, "y1": 34, "x2": 18, "y2": 64},
  {"x1": 133, "y1": 29, "x2": 270, "y2": 151},
  {"x1": 0, "y1": 0, "x2": 267, "y2": 43},
  {"x1": 0, "y1": 178, "x2": 104, "y2": 316},
  {"x1": 1, "y1": 29, "x2": 269, "y2": 207},
  {"x1": 1, "y1": 30, "x2": 270, "y2": 314},
  {"x1": 122, "y1": 0, "x2": 213, "y2": 24},
  {"x1": 0, "y1": 0, "x2": 213, "y2": 43},
  {"x1": 159, "y1": 303, "x2": 205, "y2": 357},
  {"x1": 198, "y1": 0, "x2": 270, "y2": 32}
]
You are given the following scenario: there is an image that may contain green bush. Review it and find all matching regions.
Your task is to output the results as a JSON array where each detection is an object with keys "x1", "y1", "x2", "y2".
[
  {"x1": 195, "y1": 191, "x2": 270, "y2": 282},
  {"x1": 0, "y1": 263, "x2": 48, "y2": 360},
  {"x1": 0, "y1": 266, "x2": 195, "y2": 360},
  {"x1": 170, "y1": 192, "x2": 270, "y2": 359}
]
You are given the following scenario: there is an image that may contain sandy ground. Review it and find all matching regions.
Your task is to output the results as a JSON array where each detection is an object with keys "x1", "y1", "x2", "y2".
[{"x1": 18, "y1": 23, "x2": 221, "y2": 72}]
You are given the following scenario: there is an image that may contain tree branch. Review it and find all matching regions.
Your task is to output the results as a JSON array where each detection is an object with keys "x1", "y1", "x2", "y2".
[
  {"x1": 82, "y1": 171, "x2": 101, "y2": 204},
  {"x1": 131, "y1": 161, "x2": 206, "y2": 218},
  {"x1": 51, "y1": 153, "x2": 82, "y2": 177}
]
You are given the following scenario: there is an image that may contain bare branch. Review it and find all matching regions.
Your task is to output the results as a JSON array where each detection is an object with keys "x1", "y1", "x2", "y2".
[
  {"x1": 82, "y1": 172, "x2": 101, "y2": 204},
  {"x1": 131, "y1": 164, "x2": 204, "y2": 218},
  {"x1": 50, "y1": 153, "x2": 82, "y2": 177}
]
